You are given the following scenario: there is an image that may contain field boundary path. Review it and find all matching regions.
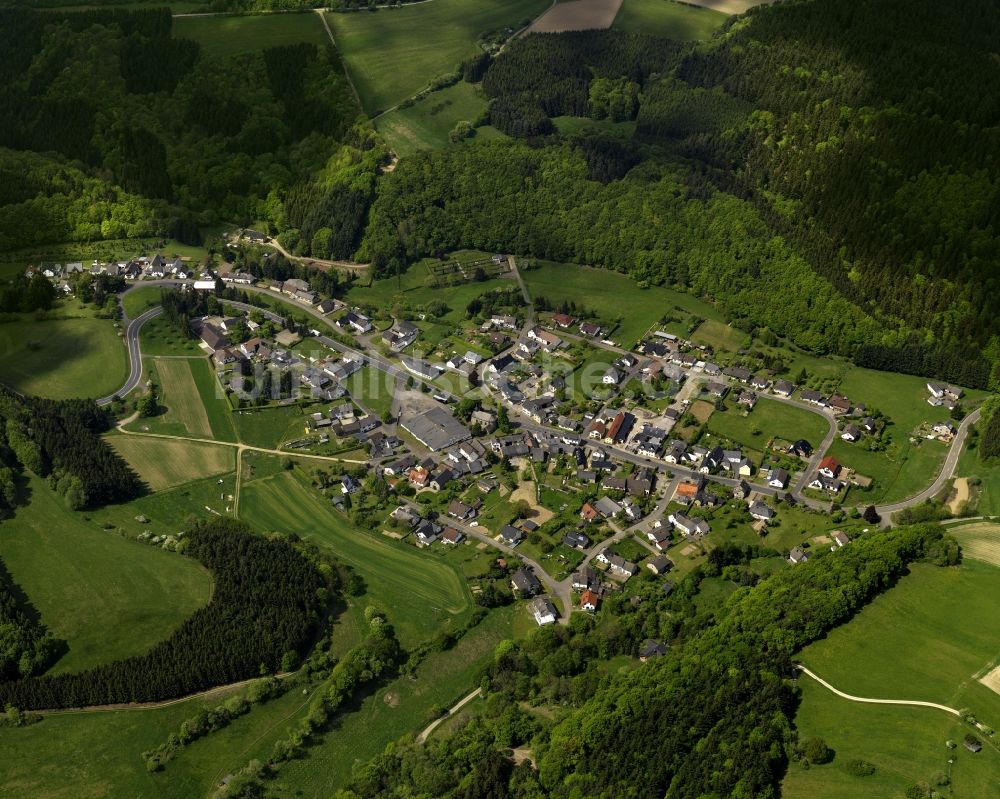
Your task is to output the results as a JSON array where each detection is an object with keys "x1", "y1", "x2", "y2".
[
  {"x1": 796, "y1": 664, "x2": 962, "y2": 716},
  {"x1": 416, "y1": 687, "x2": 482, "y2": 743}
]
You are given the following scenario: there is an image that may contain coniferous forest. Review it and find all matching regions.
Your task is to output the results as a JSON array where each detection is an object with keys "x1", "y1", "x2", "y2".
[{"x1": 0, "y1": 520, "x2": 330, "y2": 710}]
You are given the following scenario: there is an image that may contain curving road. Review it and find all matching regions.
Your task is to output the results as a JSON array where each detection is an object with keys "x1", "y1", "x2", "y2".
[
  {"x1": 796, "y1": 664, "x2": 961, "y2": 717},
  {"x1": 96, "y1": 306, "x2": 162, "y2": 406}
]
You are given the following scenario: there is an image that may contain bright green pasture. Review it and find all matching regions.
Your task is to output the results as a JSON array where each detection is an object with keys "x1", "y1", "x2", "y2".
[
  {"x1": 521, "y1": 261, "x2": 724, "y2": 347},
  {"x1": 326, "y1": 0, "x2": 550, "y2": 114},
  {"x1": 174, "y1": 12, "x2": 329, "y2": 60},
  {"x1": 239, "y1": 468, "x2": 473, "y2": 647},
  {"x1": 0, "y1": 476, "x2": 213, "y2": 675},
  {"x1": 707, "y1": 397, "x2": 830, "y2": 451},
  {"x1": 375, "y1": 81, "x2": 490, "y2": 156},
  {"x1": 957, "y1": 445, "x2": 1000, "y2": 516},
  {"x1": 0, "y1": 309, "x2": 128, "y2": 399},
  {"x1": 790, "y1": 560, "x2": 1000, "y2": 797},
  {"x1": 827, "y1": 437, "x2": 946, "y2": 504},
  {"x1": 613, "y1": 0, "x2": 727, "y2": 40}
]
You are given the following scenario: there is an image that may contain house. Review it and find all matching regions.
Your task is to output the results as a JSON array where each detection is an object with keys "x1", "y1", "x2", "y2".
[
  {"x1": 407, "y1": 466, "x2": 430, "y2": 488},
  {"x1": 737, "y1": 390, "x2": 758, "y2": 410},
  {"x1": 841, "y1": 423, "x2": 861, "y2": 442},
  {"x1": 597, "y1": 549, "x2": 638, "y2": 578},
  {"x1": 701, "y1": 446, "x2": 725, "y2": 474},
  {"x1": 500, "y1": 525, "x2": 525, "y2": 546},
  {"x1": 572, "y1": 566, "x2": 597, "y2": 591},
  {"x1": 527, "y1": 327, "x2": 562, "y2": 351},
  {"x1": 603, "y1": 367, "x2": 622, "y2": 385},
  {"x1": 723, "y1": 366, "x2": 752, "y2": 383},
  {"x1": 733, "y1": 479, "x2": 752, "y2": 500},
  {"x1": 646, "y1": 555, "x2": 672, "y2": 576},
  {"x1": 639, "y1": 640, "x2": 667, "y2": 661},
  {"x1": 604, "y1": 410, "x2": 635, "y2": 444},
  {"x1": 487, "y1": 354, "x2": 515, "y2": 374},
  {"x1": 390, "y1": 505, "x2": 420, "y2": 528},
  {"x1": 470, "y1": 409, "x2": 497, "y2": 432},
  {"x1": 340, "y1": 475, "x2": 360, "y2": 495},
  {"x1": 579, "y1": 321, "x2": 601, "y2": 338},
  {"x1": 594, "y1": 497, "x2": 622, "y2": 518},
  {"x1": 749, "y1": 501, "x2": 775, "y2": 522},
  {"x1": 316, "y1": 299, "x2": 338, "y2": 315},
  {"x1": 831, "y1": 530, "x2": 851, "y2": 547},
  {"x1": 927, "y1": 382, "x2": 963, "y2": 401},
  {"x1": 490, "y1": 315, "x2": 518, "y2": 330},
  {"x1": 562, "y1": 530, "x2": 590, "y2": 550},
  {"x1": 442, "y1": 527, "x2": 464, "y2": 545},
  {"x1": 768, "y1": 468, "x2": 790, "y2": 489},
  {"x1": 665, "y1": 440, "x2": 688, "y2": 464},
  {"x1": 827, "y1": 394, "x2": 852, "y2": 414},
  {"x1": 800, "y1": 389, "x2": 825, "y2": 406},
  {"x1": 705, "y1": 381, "x2": 728, "y2": 398},
  {"x1": 675, "y1": 481, "x2": 699, "y2": 502},
  {"x1": 809, "y1": 475, "x2": 844, "y2": 493},
  {"x1": 580, "y1": 590, "x2": 600, "y2": 611},
  {"x1": 199, "y1": 324, "x2": 229, "y2": 351},
  {"x1": 415, "y1": 521, "x2": 441, "y2": 546},
  {"x1": 773, "y1": 379, "x2": 795, "y2": 397},
  {"x1": 964, "y1": 736, "x2": 983, "y2": 753},
  {"x1": 384, "y1": 454, "x2": 417, "y2": 476},
  {"x1": 818, "y1": 456, "x2": 841, "y2": 479},
  {"x1": 788, "y1": 546, "x2": 810, "y2": 564},
  {"x1": 529, "y1": 596, "x2": 558, "y2": 626},
  {"x1": 383, "y1": 321, "x2": 420, "y2": 351},
  {"x1": 552, "y1": 313, "x2": 576, "y2": 328},
  {"x1": 788, "y1": 439, "x2": 813, "y2": 458},
  {"x1": 447, "y1": 499, "x2": 476, "y2": 521},
  {"x1": 860, "y1": 417, "x2": 878, "y2": 434},
  {"x1": 750, "y1": 375, "x2": 771, "y2": 391},
  {"x1": 669, "y1": 512, "x2": 710, "y2": 538},
  {"x1": 511, "y1": 568, "x2": 542, "y2": 596},
  {"x1": 933, "y1": 421, "x2": 956, "y2": 437},
  {"x1": 342, "y1": 312, "x2": 373, "y2": 334},
  {"x1": 429, "y1": 467, "x2": 454, "y2": 492}
]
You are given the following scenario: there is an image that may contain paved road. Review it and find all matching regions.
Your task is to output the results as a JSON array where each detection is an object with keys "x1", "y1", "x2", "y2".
[
  {"x1": 96, "y1": 306, "x2": 162, "y2": 406},
  {"x1": 874, "y1": 407, "x2": 981, "y2": 520},
  {"x1": 796, "y1": 664, "x2": 961, "y2": 716}
]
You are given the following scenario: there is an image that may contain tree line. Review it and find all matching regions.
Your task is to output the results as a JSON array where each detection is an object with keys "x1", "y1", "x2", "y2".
[
  {"x1": 0, "y1": 520, "x2": 330, "y2": 709},
  {"x1": 340, "y1": 523, "x2": 956, "y2": 798}
]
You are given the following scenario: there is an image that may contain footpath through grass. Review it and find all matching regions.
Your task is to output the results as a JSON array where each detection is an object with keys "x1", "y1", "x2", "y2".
[
  {"x1": 0, "y1": 476, "x2": 213, "y2": 675},
  {"x1": 326, "y1": 0, "x2": 550, "y2": 115},
  {"x1": 788, "y1": 560, "x2": 1000, "y2": 798}
]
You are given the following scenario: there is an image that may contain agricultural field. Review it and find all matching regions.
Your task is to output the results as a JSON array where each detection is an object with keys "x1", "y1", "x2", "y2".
[
  {"x1": 375, "y1": 81, "x2": 491, "y2": 156},
  {"x1": 0, "y1": 309, "x2": 128, "y2": 400},
  {"x1": 174, "y1": 12, "x2": 329, "y2": 60},
  {"x1": 107, "y1": 434, "x2": 235, "y2": 491},
  {"x1": 612, "y1": 0, "x2": 728, "y2": 40},
  {"x1": 949, "y1": 521, "x2": 1000, "y2": 568},
  {"x1": 239, "y1": 468, "x2": 473, "y2": 647},
  {"x1": 0, "y1": 476, "x2": 213, "y2": 675},
  {"x1": 790, "y1": 560, "x2": 1000, "y2": 797},
  {"x1": 706, "y1": 397, "x2": 830, "y2": 453},
  {"x1": 130, "y1": 357, "x2": 239, "y2": 442},
  {"x1": 326, "y1": 0, "x2": 550, "y2": 115},
  {"x1": 272, "y1": 605, "x2": 520, "y2": 795},
  {"x1": 956, "y1": 446, "x2": 1000, "y2": 516},
  {"x1": 529, "y1": 0, "x2": 623, "y2": 32},
  {"x1": 521, "y1": 261, "x2": 723, "y2": 346}
]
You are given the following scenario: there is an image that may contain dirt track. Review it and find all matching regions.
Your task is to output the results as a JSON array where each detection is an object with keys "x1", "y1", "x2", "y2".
[{"x1": 528, "y1": 0, "x2": 623, "y2": 32}]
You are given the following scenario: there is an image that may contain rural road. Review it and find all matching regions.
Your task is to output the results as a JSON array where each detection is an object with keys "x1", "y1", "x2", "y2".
[
  {"x1": 416, "y1": 687, "x2": 482, "y2": 744},
  {"x1": 96, "y1": 306, "x2": 162, "y2": 406},
  {"x1": 875, "y1": 407, "x2": 981, "y2": 520},
  {"x1": 796, "y1": 664, "x2": 962, "y2": 716}
]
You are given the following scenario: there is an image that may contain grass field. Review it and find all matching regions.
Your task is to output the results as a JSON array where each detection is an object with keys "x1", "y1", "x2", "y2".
[
  {"x1": 274, "y1": 605, "x2": 519, "y2": 794},
  {"x1": 240, "y1": 468, "x2": 472, "y2": 647},
  {"x1": 949, "y1": 522, "x2": 1000, "y2": 567},
  {"x1": 521, "y1": 261, "x2": 723, "y2": 346},
  {"x1": 827, "y1": 437, "x2": 946, "y2": 504},
  {"x1": 707, "y1": 397, "x2": 829, "y2": 451},
  {"x1": 790, "y1": 560, "x2": 1000, "y2": 797},
  {"x1": 0, "y1": 476, "x2": 213, "y2": 675},
  {"x1": 138, "y1": 315, "x2": 206, "y2": 357},
  {"x1": 174, "y1": 12, "x2": 328, "y2": 59},
  {"x1": 553, "y1": 115, "x2": 637, "y2": 139},
  {"x1": 132, "y1": 358, "x2": 239, "y2": 442},
  {"x1": 690, "y1": 318, "x2": 750, "y2": 352},
  {"x1": 344, "y1": 366, "x2": 396, "y2": 420},
  {"x1": 957, "y1": 446, "x2": 1000, "y2": 515},
  {"x1": 375, "y1": 81, "x2": 490, "y2": 155},
  {"x1": 0, "y1": 309, "x2": 128, "y2": 399},
  {"x1": 612, "y1": 0, "x2": 727, "y2": 39},
  {"x1": 232, "y1": 405, "x2": 308, "y2": 450},
  {"x1": 107, "y1": 434, "x2": 236, "y2": 491},
  {"x1": 122, "y1": 285, "x2": 165, "y2": 319},
  {"x1": 326, "y1": 0, "x2": 550, "y2": 114}
]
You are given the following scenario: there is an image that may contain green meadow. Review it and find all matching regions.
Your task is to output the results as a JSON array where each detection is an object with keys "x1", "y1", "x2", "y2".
[
  {"x1": 0, "y1": 307, "x2": 128, "y2": 400},
  {"x1": 0, "y1": 476, "x2": 213, "y2": 675},
  {"x1": 375, "y1": 81, "x2": 492, "y2": 155},
  {"x1": 326, "y1": 0, "x2": 550, "y2": 114},
  {"x1": 613, "y1": 0, "x2": 728, "y2": 40},
  {"x1": 174, "y1": 12, "x2": 328, "y2": 60},
  {"x1": 790, "y1": 560, "x2": 1000, "y2": 797},
  {"x1": 707, "y1": 397, "x2": 830, "y2": 452}
]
